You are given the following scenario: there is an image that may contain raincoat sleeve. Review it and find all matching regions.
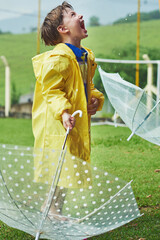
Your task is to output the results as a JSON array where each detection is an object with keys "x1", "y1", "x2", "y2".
[
  {"x1": 41, "y1": 56, "x2": 72, "y2": 120},
  {"x1": 90, "y1": 81, "x2": 104, "y2": 111},
  {"x1": 86, "y1": 47, "x2": 104, "y2": 111}
]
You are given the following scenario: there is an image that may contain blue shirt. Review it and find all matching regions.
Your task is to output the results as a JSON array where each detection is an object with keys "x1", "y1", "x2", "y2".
[{"x1": 65, "y1": 43, "x2": 88, "y2": 101}]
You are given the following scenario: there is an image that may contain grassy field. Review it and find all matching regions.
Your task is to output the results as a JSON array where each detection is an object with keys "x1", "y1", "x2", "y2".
[
  {"x1": 0, "y1": 19, "x2": 160, "y2": 105},
  {"x1": 83, "y1": 20, "x2": 160, "y2": 56},
  {"x1": 0, "y1": 118, "x2": 159, "y2": 239}
]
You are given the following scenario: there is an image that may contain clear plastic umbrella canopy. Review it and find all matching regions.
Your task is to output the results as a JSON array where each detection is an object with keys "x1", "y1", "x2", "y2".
[
  {"x1": 0, "y1": 142, "x2": 141, "y2": 240},
  {"x1": 99, "y1": 67, "x2": 160, "y2": 146}
]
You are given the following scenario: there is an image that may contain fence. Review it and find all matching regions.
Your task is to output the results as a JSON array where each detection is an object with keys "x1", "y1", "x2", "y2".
[
  {"x1": 93, "y1": 57, "x2": 160, "y2": 126},
  {"x1": 95, "y1": 57, "x2": 160, "y2": 102},
  {"x1": 1, "y1": 56, "x2": 160, "y2": 120}
]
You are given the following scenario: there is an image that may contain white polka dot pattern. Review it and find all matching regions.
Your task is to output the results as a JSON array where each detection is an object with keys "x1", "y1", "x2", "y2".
[{"x1": 0, "y1": 144, "x2": 141, "y2": 240}]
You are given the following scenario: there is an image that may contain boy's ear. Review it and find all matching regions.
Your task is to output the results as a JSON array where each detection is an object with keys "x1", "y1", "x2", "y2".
[{"x1": 57, "y1": 25, "x2": 69, "y2": 34}]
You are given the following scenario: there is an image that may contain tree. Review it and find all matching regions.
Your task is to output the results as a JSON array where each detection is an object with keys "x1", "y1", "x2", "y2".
[
  {"x1": 30, "y1": 27, "x2": 37, "y2": 33},
  {"x1": 0, "y1": 29, "x2": 11, "y2": 35},
  {"x1": 89, "y1": 16, "x2": 100, "y2": 26}
]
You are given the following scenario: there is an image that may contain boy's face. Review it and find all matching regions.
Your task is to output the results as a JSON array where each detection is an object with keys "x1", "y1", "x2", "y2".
[{"x1": 61, "y1": 8, "x2": 88, "y2": 41}]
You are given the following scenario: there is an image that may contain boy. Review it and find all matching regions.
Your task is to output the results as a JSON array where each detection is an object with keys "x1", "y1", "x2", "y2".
[
  {"x1": 32, "y1": 1, "x2": 104, "y2": 218},
  {"x1": 32, "y1": 1, "x2": 104, "y2": 168}
]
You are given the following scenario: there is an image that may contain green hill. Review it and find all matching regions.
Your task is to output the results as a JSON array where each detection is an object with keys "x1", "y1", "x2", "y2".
[
  {"x1": 0, "y1": 19, "x2": 160, "y2": 105},
  {"x1": 114, "y1": 10, "x2": 160, "y2": 24},
  {"x1": 83, "y1": 19, "x2": 160, "y2": 56}
]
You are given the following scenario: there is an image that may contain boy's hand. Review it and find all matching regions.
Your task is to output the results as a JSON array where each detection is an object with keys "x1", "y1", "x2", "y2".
[
  {"x1": 62, "y1": 111, "x2": 75, "y2": 130},
  {"x1": 87, "y1": 97, "x2": 99, "y2": 115}
]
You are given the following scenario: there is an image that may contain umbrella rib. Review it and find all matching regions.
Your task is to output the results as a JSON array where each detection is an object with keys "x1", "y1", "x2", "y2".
[
  {"x1": 77, "y1": 180, "x2": 133, "y2": 223},
  {"x1": 0, "y1": 170, "x2": 35, "y2": 227},
  {"x1": 0, "y1": 211, "x2": 33, "y2": 228},
  {"x1": 131, "y1": 90, "x2": 144, "y2": 130},
  {"x1": 65, "y1": 220, "x2": 92, "y2": 237},
  {"x1": 38, "y1": 229, "x2": 88, "y2": 240},
  {"x1": 127, "y1": 100, "x2": 160, "y2": 141}
]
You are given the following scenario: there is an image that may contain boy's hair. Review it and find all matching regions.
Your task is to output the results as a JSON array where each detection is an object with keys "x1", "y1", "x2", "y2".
[{"x1": 41, "y1": 1, "x2": 73, "y2": 46}]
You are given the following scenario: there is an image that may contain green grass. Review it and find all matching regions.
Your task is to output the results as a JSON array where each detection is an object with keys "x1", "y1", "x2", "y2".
[
  {"x1": 0, "y1": 19, "x2": 160, "y2": 105},
  {"x1": 0, "y1": 118, "x2": 159, "y2": 239},
  {"x1": 0, "y1": 118, "x2": 34, "y2": 146}
]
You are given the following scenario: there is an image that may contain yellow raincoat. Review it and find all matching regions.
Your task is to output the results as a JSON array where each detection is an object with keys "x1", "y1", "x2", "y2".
[{"x1": 32, "y1": 43, "x2": 104, "y2": 186}]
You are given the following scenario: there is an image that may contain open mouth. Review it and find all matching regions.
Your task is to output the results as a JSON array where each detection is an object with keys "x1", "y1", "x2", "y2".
[{"x1": 80, "y1": 20, "x2": 87, "y2": 33}]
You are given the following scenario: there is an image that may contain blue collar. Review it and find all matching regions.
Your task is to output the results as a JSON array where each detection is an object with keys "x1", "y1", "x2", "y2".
[{"x1": 65, "y1": 43, "x2": 88, "y2": 61}]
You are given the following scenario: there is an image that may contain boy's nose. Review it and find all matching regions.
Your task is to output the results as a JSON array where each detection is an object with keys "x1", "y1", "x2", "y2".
[{"x1": 78, "y1": 14, "x2": 83, "y2": 19}]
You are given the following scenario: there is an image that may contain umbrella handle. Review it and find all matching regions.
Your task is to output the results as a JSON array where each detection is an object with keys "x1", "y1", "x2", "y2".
[
  {"x1": 72, "y1": 110, "x2": 83, "y2": 118},
  {"x1": 63, "y1": 110, "x2": 83, "y2": 150},
  {"x1": 66, "y1": 110, "x2": 83, "y2": 135}
]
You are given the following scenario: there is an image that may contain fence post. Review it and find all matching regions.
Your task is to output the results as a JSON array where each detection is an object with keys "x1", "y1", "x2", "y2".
[
  {"x1": 157, "y1": 61, "x2": 160, "y2": 102},
  {"x1": 0, "y1": 56, "x2": 11, "y2": 117},
  {"x1": 143, "y1": 54, "x2": 153, "y2": 109}
]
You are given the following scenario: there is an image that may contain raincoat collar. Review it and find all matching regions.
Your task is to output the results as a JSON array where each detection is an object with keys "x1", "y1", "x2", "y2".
[
  {"x1": 53, "y1": 43, "x2": 77, "y2": 60},
  {"x1": 65, "y1": 43, "x2": 88, "y2": 61},
  {"x1": 32, "y1": 43, "x2": 95, "y2": 80},
  {"x1": 53, "y1": 43, "x2": 93, "y2": 61},
  {"x1": 32, "y1": 43, "x2": 93, "y2": 63}
]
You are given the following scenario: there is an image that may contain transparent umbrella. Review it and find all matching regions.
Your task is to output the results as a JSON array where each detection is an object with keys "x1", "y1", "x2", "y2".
[
  {"x1": 0, "y1": 111, "x2": 142, "y2": 240},
  {"x1": 99, "y1": 67, "x2": 160, "y2": 146}
]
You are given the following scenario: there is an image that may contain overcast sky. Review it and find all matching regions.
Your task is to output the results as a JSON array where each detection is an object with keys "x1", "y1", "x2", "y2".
[{"x1": 0, "y1": 0, "x2": 159, "y2": 25}]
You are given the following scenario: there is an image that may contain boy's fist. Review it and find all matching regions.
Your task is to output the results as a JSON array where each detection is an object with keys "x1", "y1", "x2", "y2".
[
  {"x1": 87, "y1": 97, "x2": 99, "y2": 115},
  {"x1": 62, "y1": 111, "x2": 75, "y2": 130}
]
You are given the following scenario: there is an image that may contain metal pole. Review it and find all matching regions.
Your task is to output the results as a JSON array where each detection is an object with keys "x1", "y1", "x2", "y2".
[
  {"x1": 95, "y1": 58, "x2": 159, "y2": 64},
  {"x1": 35, "y1": 232, "x2": 41, "y2": 240},
  {"x1": 135, "y1": 0, "x2": 141, "y2": 87},
  {"x1": 35, "y1": 110, "x2": 82, "y2": 240},
  {"x1": 37, "y1": 0, "x2": 41, "y2": 54}
]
